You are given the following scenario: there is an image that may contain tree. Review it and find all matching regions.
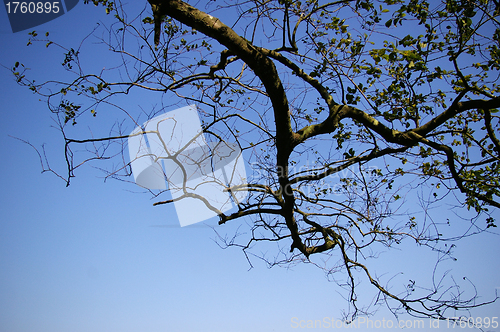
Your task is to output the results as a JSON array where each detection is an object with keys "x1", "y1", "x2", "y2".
[{"x1": 13, "y1": 0, "x2": 500, "y2": 321}]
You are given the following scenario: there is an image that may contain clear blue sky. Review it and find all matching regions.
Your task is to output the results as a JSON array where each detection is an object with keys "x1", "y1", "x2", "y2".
[{"x1": 0, "y1": 2, "x2": 499, "y2": 332}]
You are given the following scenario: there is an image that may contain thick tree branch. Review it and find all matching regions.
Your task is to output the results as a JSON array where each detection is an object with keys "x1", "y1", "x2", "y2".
[
  {"x1": 414, "y1": 96, "x2": 500, "y2": 137},
  {"x1": 154, "y1": 0, "x2": 310, "y2": 254}
]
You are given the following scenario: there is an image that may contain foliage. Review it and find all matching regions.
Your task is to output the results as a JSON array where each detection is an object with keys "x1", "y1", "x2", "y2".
[{"x1": 13, "y1": 0, "x2": 500, "y2": 321}]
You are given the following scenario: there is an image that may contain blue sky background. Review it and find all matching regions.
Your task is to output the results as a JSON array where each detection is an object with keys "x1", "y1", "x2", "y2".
[{"x1": 0, "y1": 2, "x2": 499, "y2": 331}]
